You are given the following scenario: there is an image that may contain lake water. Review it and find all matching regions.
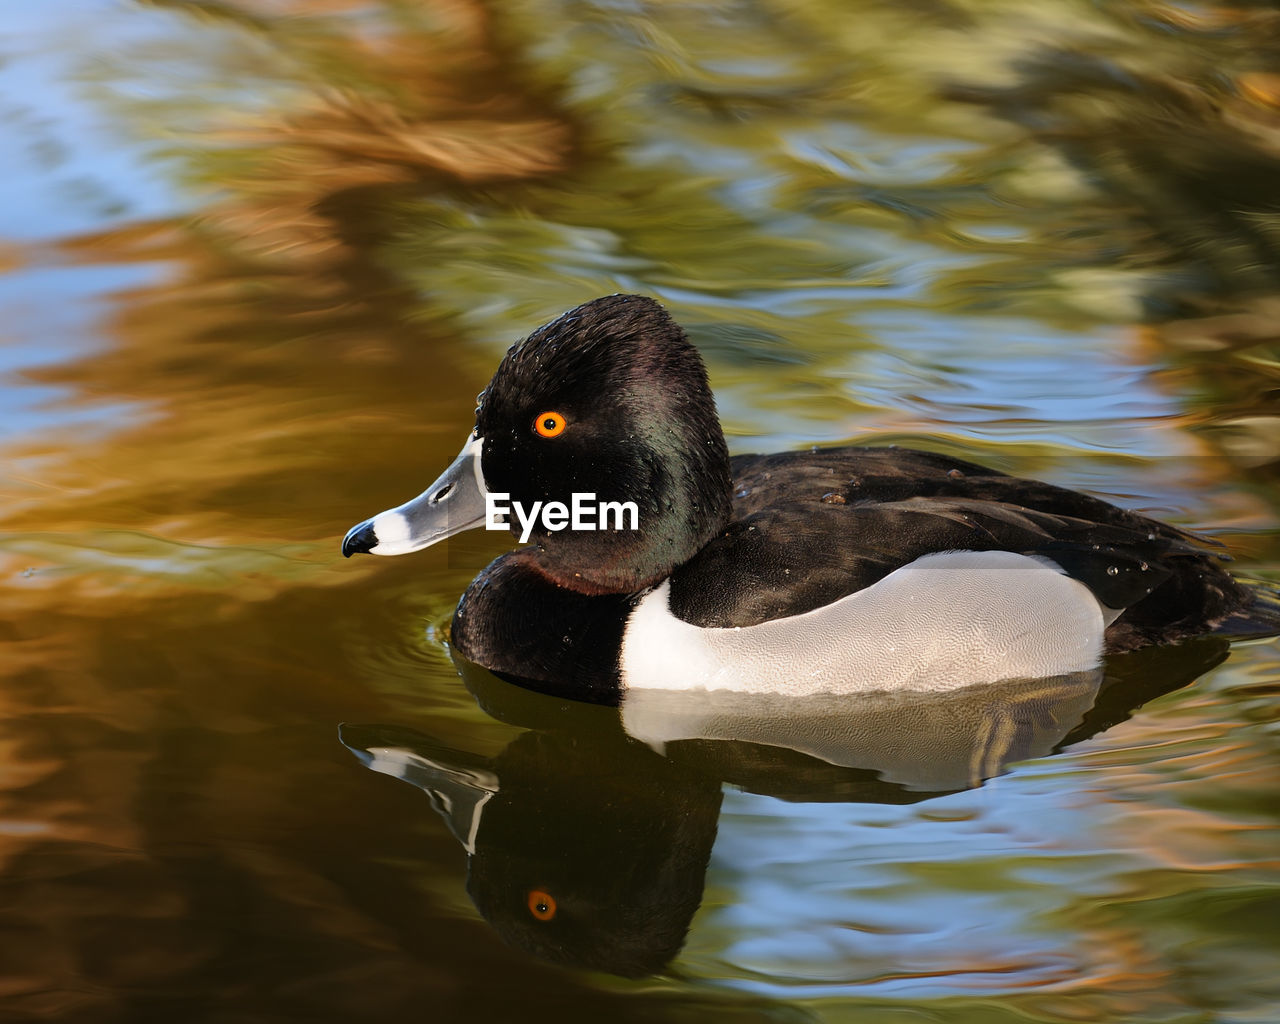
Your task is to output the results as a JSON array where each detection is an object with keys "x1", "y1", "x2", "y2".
[{"x1": 2, "y1": 1, "x2": 1278, "y2": 1021}]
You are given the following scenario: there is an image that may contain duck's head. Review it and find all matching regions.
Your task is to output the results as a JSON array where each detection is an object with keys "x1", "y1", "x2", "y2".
[{"x1": 342, "y1": 294, "x2": 732, "y2": 593}]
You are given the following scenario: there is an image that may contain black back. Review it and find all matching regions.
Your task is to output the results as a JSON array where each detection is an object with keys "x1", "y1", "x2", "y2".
[{"x1": 669, "y1": 446, "x2": 1249, "y2": 651}]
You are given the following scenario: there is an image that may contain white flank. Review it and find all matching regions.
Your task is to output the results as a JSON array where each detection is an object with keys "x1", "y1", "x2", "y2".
[{"x1": 619, "y1": 550, "x2": 1112, "y2": 695}]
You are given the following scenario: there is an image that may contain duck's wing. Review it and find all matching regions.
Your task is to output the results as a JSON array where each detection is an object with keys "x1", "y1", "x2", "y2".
[
  {"x1": 728, "y1": 446, "x2": 1206, "y2": 545},
  {"x1": 669, "y1": 446, "x2": 1247, "y2": 650}
]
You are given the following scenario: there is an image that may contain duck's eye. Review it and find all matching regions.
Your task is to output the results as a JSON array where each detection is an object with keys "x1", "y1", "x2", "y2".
[
  {"x1": 527, "y1": 889, "x2": 557, "y2": 921},
  {"x1": 533, "y1": 411, "x2": 567, "y2": 438}
]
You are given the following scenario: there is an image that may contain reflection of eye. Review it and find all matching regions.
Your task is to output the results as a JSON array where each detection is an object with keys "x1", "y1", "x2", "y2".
[
  {"x1": 533, "y1": 411, "x2": 567, "y2": 438},
  {"x1": 527, "y1": 889, "x2": 557, "y2": 921}
]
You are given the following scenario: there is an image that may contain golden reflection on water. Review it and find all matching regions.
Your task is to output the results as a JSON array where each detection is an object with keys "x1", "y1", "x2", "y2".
[{"x1": 1, "y1": 0, "x2": 1278, "y2": 1020}]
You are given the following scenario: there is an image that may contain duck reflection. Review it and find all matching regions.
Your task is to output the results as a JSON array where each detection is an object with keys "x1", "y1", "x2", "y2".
[
  {"x1": 341, "y1": 638, "x2": 1227, "y2": 978},
  {"x1": 342, "y1": 718, "x2": 722, "y2": 978}
]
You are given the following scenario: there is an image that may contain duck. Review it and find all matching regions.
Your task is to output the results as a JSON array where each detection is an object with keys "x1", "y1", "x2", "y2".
[{"x1": 342, "y1": 294, "x2": 1279, "y2": 705}]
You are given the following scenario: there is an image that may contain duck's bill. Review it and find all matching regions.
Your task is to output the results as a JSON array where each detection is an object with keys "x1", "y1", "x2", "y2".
[{"x1": 342, "y1": 435, "x2": 488, "y2": 557}]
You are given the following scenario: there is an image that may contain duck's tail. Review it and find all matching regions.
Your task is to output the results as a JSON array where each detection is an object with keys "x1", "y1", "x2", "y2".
[{"x1": 1214, "y1": 577, "x2": 1280, "y2": 641}]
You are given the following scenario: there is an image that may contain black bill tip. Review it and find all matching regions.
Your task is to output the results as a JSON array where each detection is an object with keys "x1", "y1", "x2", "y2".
[{"x1": 342, "y1": 520, "x2": 378, "y2": 557}]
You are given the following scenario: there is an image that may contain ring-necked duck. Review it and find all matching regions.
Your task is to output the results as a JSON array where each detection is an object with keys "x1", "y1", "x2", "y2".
[{"x1": 343, "y1": 294, "x2": 1279, "y2": 703}]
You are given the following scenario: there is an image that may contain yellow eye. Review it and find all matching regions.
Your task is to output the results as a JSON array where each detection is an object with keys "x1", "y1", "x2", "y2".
[
  {"x1": 527, "y1": 889, "x2": 557, "y2": 921},
  {"x1": 533, "y1": 411, "x2": 567, "y2": 438}
]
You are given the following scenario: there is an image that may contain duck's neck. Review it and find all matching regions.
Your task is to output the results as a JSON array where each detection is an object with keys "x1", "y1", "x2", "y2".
[{"x1": 532, "y1": 418, "x2": 732, "y2": 595}]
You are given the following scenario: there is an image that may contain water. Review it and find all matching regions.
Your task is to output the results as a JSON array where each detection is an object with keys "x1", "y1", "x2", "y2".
[{"x1": 2, "y1": 1, "x2": 1278, "y2": 1021}]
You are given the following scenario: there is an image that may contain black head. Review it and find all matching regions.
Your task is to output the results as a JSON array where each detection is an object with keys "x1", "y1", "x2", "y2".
[{"x1": 476, "y1": 294, "x2": 732, "y2": 593}]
